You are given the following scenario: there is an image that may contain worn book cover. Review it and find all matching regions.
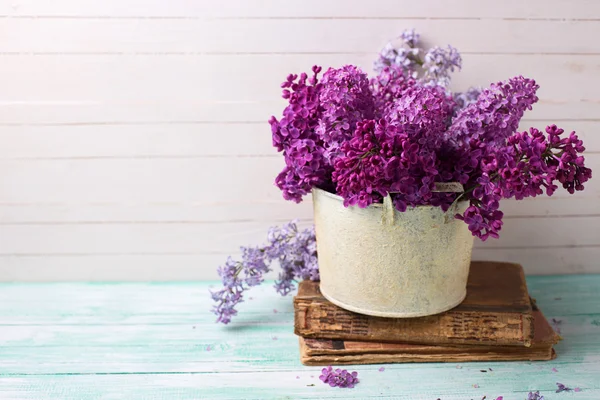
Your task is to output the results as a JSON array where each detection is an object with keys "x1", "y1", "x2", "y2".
[
  {"x1": 294, "y1": 261, "x2": 534, "y2": 347},
  {"x1": 299, "y1": 308, "x2": 558, "y2": 365}
]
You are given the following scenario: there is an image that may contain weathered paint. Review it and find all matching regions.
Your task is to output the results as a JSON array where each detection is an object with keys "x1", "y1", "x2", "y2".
[
  {"x1": 313, "y1": 187, "x2": 474, "y2": 317},
  {"x1": 0, "y1": 276, "x2": 599, "y2": 399}
]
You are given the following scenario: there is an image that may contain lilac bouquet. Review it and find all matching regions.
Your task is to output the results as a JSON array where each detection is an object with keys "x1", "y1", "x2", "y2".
[
  {"x1": 213, "y1": 29, "x2": 592, "y2": 325},
  {"x1": 269, "y1": 29, "x2": 592, "y2": 241},
  {"x1": 211, "y1": 221, "x2": 317, "y2": 324}
]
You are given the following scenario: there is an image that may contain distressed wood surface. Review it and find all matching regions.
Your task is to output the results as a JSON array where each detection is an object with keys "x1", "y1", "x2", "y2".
[
  {"x1": 1, "y1": 1, "x2": 600, "y2": 281},
  {"x1": 0, "y1": 276, "x2": 599, "y2": 399}
]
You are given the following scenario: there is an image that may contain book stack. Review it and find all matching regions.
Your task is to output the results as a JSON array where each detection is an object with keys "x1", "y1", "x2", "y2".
[{"x1": 294, "y1": 261, "x2": 560, "y2": 365}]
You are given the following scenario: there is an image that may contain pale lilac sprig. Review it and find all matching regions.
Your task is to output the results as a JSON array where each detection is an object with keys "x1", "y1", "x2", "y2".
[
  {"x1": 211, "y1": 220, "x2": 318, "y2": 324},
  {"x1": 271, "y1": 224, "x2": 319, "y2": 296},
  {"x1": 556, "y1": 383, "x2": 570, "y2": 393},
  {"x1": 374, "y1": 29, "x2": 462, "y2": 88},
  {"x1": 556, "y1": 382, "x2": 579, "y2": 393},
  {"x1": 374, "y1": 43, "x2": 422, "y2": 78},
  {"x1": 527, "y1": 391, "x2": 544, "y2": 400},
  {"x1": 423, "y1": 45, "x2": 462, "y2": 87},
  {"x1": 319, "y1": 366, "x2": 359, "y2": 388},
  {"x1": 400, "y1": 28, "x2": 420, "y2": 48}
]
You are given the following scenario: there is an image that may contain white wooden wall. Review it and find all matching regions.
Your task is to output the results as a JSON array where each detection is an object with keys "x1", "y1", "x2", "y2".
[{"x1": 0, "y1": 1, "x2": 599, "y2": 281}]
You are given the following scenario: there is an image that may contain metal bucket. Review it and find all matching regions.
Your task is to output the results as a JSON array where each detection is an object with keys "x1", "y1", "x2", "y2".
[{"x1": 312, "y1": 187, "x2": 474, "y2": 318}]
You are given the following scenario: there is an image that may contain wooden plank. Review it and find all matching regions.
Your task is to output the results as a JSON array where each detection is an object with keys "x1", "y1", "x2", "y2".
[
  {"x1": 0, "y1": 276, "x2": 595, "y2": 318},
  {"x1": 1, "y1": 245, "x2": 600, "y2": 281},
  {"x1": 0, "y1": 197, "x2": 598, "y2": 226},
  {"x1": 0, "y1": 278, "x2": 598, "y2": 398},
  {"x1": 0, "y1": 253, "x2": 247, "y2": 281},
  {"x1": 499, "y1": 197, "x2": 600, "y2": 217},
  {"x1": 0, "y1": 217, "x2": 598, "y2": 255},
  {"x1": 0, "y1": 120, "x2": 597, "y2": 160},
  {"x1": 0, "y1": 247, "x2": 597, "y2": 282},
  {"x1": 0, "y1": 124, "x2": 274, "y2": 158},
  {"x1": 1, "y1": 100, "x2": 598, "y2": 124},
  {"x1": 0, "y1": 54, "x2": 598, "y2": 104},
  {"x1": 0, "y1": 155, "x2": 597, "y2": 204},
  {"x1": 0, "y1": 157, "x2": 287, "y2": 203},
  {"x1": 1, "y1": 0, "x2": 598, "y2": 19},
  {"x1": 0, "y1": 276, "x2": 596, "y2": 321},
  {"x1": 1, "y1": 19, "x2": 599, "y2": 54},
  {"x1": 0, "y1": 373, "x2": 597, "y2": 400},
  {"x1": 0, "y1": 201, "x2": 311, "y2": 224},
  {"x1": 0, "y1": 315, "x2": 596, "y2": 373}
]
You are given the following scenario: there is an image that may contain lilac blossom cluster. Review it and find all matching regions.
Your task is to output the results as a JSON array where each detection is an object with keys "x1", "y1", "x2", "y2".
[
  {"x1": 269, "y1": 48, "x2": 591, "y2": 241},
  {"x1": 316, "y1": 65, "x2": 375, "y2": 164},
  {"x1": 319, "y1": 366, "x2": 359, "y2": 388},
  {"x1": 332, "y1": 119, "x2": 443, "y2": 212},
  {"x1": 456, "y1": 124, "x2": 592, "y2": 240},
  {"x1": 374, "y1": 29, "x2": 422, "y2": 78},
  {"x1": 448, "y1": 76, "x2": 540, "y2": 146},
  {"x1": 369, "y1": 64, "x2": 417, "y2": 113},
  {"x1": 211, "y1": 221, "x2": 318, "y2": 324},
  {"x1": 270, "y1": 66, "x2": 329, "y2": 203}
]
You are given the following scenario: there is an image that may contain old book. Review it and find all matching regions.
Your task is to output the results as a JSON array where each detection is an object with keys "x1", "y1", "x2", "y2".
[
  {"x1": 294, "y1": 261, "x2": 534, "y2": 347},
  {"x1": 299, "y1": 309, "x2": 559, "y2": 365}
]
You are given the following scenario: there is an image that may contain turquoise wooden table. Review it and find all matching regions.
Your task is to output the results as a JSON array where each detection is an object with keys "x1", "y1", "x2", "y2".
[{"x1": 0, "y1": 275, "x2": 599, "y2": 399}]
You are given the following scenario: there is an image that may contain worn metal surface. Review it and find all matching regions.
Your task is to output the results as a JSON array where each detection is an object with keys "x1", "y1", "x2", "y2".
[{"x1": 313, "y1": 188, "x2": 474, "y2": 317}]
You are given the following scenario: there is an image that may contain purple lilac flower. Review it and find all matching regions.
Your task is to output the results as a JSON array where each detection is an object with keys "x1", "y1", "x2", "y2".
[
  {"x1": 270, "y1": 67, "x2": 323, "y2": 152},
  {"x1": 332, "y1": 119, "x2": 442, "y2": 212},
  {"x1": 386, "y1": 84, "x2": 455, "y2": 138},
  {"x1": 316, "y1": 65, "x2": 376, "y2": 164},
  {"x1": 455, "y1": 124, "x2": 591, "y2": 240},
  {"x1": 211, "y1": 220, "x2": 318, "y2": 324},
  {"x1": 370, "y1": 64, "x2": 417, "y2": 115},
  {"x1": 332, "y1": 120, "x2": 391, "y2": 208},
  {"x1": 319, "y1": 366, "x2": 359, "y2": 388},
  {"x1": 448, "y1": 76, "x2": 539, "y2": 147},
  {"x1": 453, "y1": 86, "x2": 481, "y2": 111},
  {"x1": 268, "y1": 34, "x2": 592, "y2": 242},
  {"x1": 270, "y1": 66, "x2": 329, "y2": 203},
  {"x1": 275, "y1": 138, "x2": 331, "y2": 203},
  {"x1": 556, "y1": 382, "x2": 573, "y2": 393},
  {"x1": 527, "y1": 391, "x2": 544, "y2": 400},
  {"x1": 456, "y1": 204, "x2": 504, "y2": 241},
  {"x1": 546, "y1": 125, "x2": 592, "y2": 194}
]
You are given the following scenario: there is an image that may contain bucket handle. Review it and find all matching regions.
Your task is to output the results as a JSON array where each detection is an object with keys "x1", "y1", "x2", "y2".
[{"x1": 382, "y1": 182, "x2": 464, "y2": 226}]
